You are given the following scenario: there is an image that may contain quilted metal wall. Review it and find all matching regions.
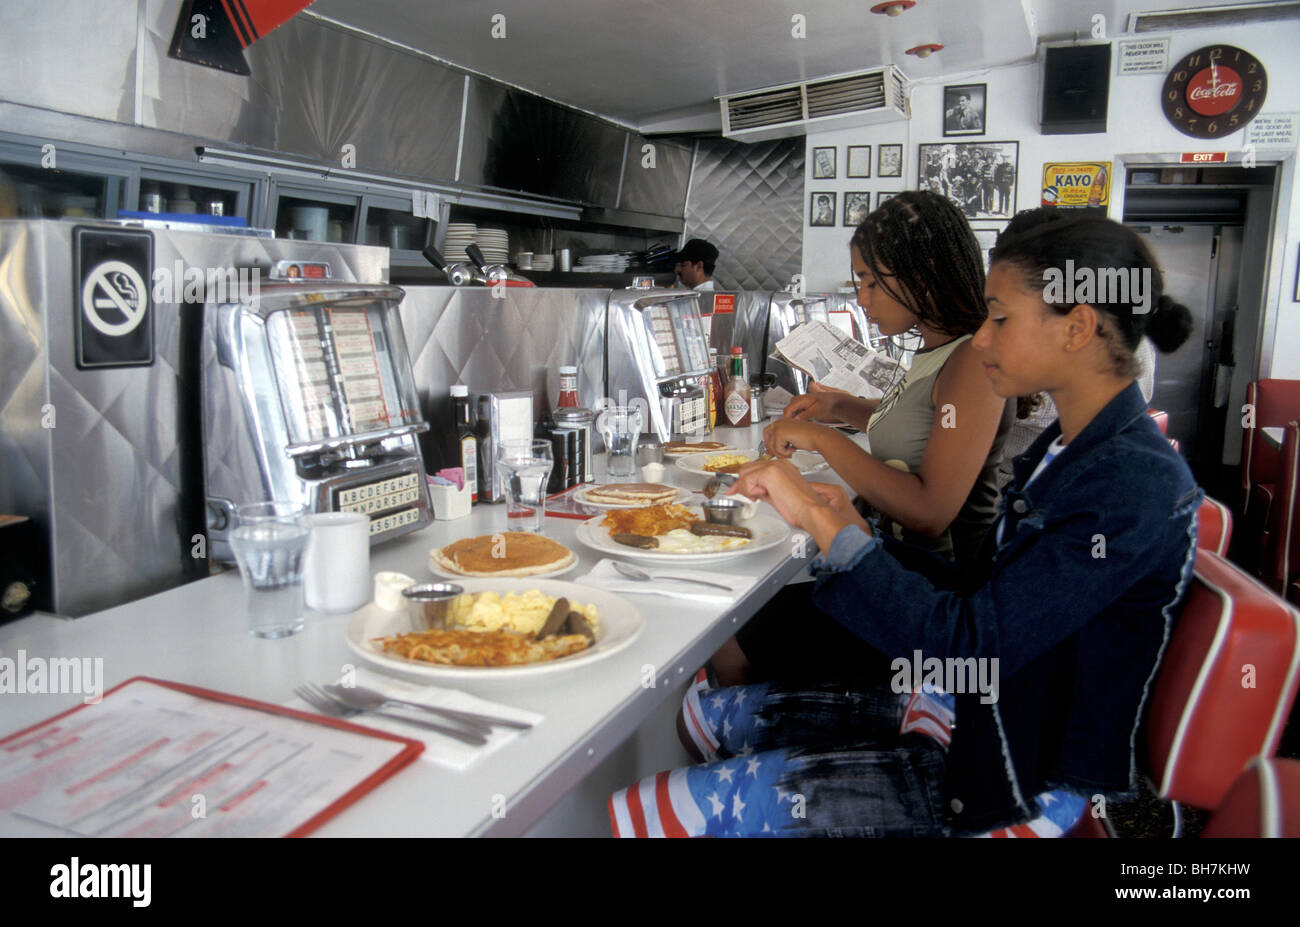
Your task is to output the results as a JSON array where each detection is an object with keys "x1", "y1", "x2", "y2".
[{"x1": 683, "y1": 138, "x2": 805, "y2": 292}]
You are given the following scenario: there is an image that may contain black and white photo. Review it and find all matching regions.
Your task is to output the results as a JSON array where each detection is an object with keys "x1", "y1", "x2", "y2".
[
  {"x1": 812, "y1": 147, "x2": 836, "y2": 179},
  {"x1": 844, "y1": 192, "x2": 872, "y2": 227},
  {"x1": 943, "y1": 83, "x2": 986, "y2": 137},
  {"x1": 918, "y1": 141, "x2": 1018, "y2": 220},
  {"x1": 810, "y1": 192, "x2": 836, "y2": 227},
  {"x1": 876, "y1": 192, "x2": 899, "y2": 209},
  {"x1": 847, "y1": 146, "x2": 871, "y2": 178},
  {"x1": 878, "y1": 144, "x2": 903, "y2": 178}
]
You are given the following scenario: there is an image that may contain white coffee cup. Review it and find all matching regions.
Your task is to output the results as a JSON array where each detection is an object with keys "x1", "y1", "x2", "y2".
[{"x1": 302, "y1": 512, "x2": 370, "y2": 613}]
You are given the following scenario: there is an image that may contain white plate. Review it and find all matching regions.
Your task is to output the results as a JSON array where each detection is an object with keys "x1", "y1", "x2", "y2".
[
  {"x1": 572, "y1": 485, "x2": 693, "y2": 509},
  {"x1": 427, "y1": 541, "x2": 578, "y2": 581},
  {"x1": 345, "y1": 579, "x2": 644, "y2": 679},
  {"x1": 575, "y1": 510, "x2": 790, "y2": 563},
  {"x1": 674, "y1": 448, "x2": 829, "y2": 477}
]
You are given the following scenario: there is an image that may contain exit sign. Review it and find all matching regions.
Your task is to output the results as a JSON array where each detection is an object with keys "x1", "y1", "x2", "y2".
[{"x1": 1180, "y1": 152, "x2": 1227, "y2": 163}]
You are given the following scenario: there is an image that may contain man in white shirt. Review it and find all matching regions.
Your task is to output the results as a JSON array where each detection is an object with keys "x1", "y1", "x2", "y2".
[{"x1": 674, "y1": 238, "x2": 718, "y2": 291}]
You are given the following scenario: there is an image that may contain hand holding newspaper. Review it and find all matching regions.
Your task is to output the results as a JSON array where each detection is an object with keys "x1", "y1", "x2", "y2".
[{"x1": 772, "y1": 321, "x2": 905, "y2": 399}]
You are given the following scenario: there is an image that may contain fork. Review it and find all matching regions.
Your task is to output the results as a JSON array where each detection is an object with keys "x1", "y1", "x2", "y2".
[
  {"x1": 323, "y1": 683, "x2": 530, "y2": 732},
  {"x1": 293, "y1": 683, "x2": 489, "y2": 746}
]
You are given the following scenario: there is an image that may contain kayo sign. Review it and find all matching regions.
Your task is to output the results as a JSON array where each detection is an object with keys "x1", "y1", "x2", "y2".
[{"x1": 73, "y1": 227, "x2": 154, "y2": 369}]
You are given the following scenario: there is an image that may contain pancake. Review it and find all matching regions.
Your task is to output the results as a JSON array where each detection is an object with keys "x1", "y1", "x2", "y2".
[
  {"x1": 664, "y1": 441, "x2": 730, "y2": 456},
  {"x1": 583, "y1": 482, "x2": 679, "y2": 506},
  {"x1": 431, "y1": 532, "x2": 575, "y2": 577}
]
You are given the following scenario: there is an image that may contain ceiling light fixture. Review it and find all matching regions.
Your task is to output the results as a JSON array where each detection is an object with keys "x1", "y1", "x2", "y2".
[
  {"x1": 905, "y1": 43, "x2": 944, "y2": 58},
  {"x1": 870, "y1": 1, "x2": 916, "y2": 16}
]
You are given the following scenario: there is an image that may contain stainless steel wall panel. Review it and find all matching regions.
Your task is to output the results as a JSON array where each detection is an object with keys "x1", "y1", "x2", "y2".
[
  {"x1": 684, "y1": 137, "x2": 804, "y2": 291},
  {"x1": 0, "y1": 0, "x2": 138, "y2": 125},
  {"x1": 619, "y1": 136, "x2": 692, "y2": 218},
  {"x1": 398, "y1": 286, "x2": 609, "y2": 468}
]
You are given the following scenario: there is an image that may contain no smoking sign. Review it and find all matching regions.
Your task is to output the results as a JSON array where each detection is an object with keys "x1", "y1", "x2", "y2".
[{"x1": 73, "y1": 227, "x2": 154, "y2": 368}]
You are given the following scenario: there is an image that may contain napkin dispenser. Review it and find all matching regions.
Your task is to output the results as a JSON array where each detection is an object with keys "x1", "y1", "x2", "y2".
[{"x1": 472, "y1": 390, "x2": 534, "y2": 503}]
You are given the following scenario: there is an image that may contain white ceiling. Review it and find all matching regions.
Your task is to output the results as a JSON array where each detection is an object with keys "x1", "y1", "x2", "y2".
[{"x1": 306, "y1": 0, "x2": 1271, "y2": 131}]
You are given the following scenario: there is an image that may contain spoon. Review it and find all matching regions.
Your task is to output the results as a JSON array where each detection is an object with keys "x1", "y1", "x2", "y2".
[{"x1": 611, "y1": 561, "x2": 737, "y2": 592}]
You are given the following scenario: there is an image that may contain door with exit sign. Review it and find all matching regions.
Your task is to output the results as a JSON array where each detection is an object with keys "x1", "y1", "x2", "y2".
[{"x1": 73, "y1": 226, "x2": 154, "y2": 369}]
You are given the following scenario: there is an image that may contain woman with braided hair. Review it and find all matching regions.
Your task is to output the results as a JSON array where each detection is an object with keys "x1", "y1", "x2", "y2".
[
  {"x1": 611, "y1": 212, "x2": 1199, "y2": 838},
  {"x1": 764, "y1": 190, "x2": 1013, "y2": 567}
]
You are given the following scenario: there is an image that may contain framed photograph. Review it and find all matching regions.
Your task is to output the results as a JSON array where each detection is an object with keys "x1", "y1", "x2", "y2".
[
  {"x1": 876, "y1": 192, "x2": 899, "y2": 208},
  {"x1": 878, "y1": 144, "x2": 903, "y2": 178},
  {"x1": 812, "y1": 147, "x2": 837, "y2": 179},
  {"x1": 847, "y1": 146, "x2": 872, "y2": 178},
  {"x1": 943, "y1": 83, "x2": 987, "y2": 137},
  {"x1": 1295, "y1": 244, "x2": 1300, "y2": 300},
  {"x1": 917, "y1": 141, "x2": 1019, "y2": 220},
  {"x1": 844, "y1": 192, "x2": 872, "y2": 227},
  {"x1": 810, "y1": 192, "x2": 837, "y2": 227}
]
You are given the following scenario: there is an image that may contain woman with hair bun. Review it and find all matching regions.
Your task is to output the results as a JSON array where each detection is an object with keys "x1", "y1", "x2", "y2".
[{"x1": 610, "y1": 212, "x2": 1202, "y2": 838}]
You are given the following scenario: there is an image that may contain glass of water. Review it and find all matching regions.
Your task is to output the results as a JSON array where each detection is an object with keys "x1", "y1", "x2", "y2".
[
  {"x1": 597, "y1": 405, "x2": 643, "y2": 478},
  {"x1": 228, "y1": 502, "x2": 312, "y2": 639},
  {"x1": 497, "y1": 440, "x2": 554, "y2": 533}
]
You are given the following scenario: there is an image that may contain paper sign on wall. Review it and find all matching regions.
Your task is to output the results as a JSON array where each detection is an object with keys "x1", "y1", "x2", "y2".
[
  {"x1": 1245, "y1": 113, "x2": 1299, "y2": 149},
  {"x1": 1041, "y1": 162, "x2": 1111, "y2": 208},
  {"x1": 1117, "y1": 38, "x2": 1169, "y2": 75}
]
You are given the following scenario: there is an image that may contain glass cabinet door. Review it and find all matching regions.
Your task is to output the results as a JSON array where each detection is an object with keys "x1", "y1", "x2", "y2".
[
  {"x1": 360, "y1": 203, "x2": 434, "y2": 252},
  {"x1": 272, "y1": 190, "x2": 360, "y2": 243},
  {"x1": 137, "y1": 171, "x2": 251, "y2": 221},
  {"x1": 0, "y1": 160, "x2": 125, "y2": 220}
]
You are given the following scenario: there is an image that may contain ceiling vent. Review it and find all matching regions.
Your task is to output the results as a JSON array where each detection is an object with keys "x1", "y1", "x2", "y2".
[
  {"x1": 720, "y1": 66, "x2": 909, "y2": 142},
  {"x1": 1130, "y1": 1, "x2": 1300, "y2": 32}
]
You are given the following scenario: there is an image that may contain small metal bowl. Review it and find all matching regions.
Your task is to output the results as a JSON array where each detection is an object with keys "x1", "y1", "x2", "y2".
[
  {"x1": 702, "y1": 496, "x2": 744, "y2": 526},
  {"x1": 402, "y1": 583, "x2": 464, "y2": 630}
]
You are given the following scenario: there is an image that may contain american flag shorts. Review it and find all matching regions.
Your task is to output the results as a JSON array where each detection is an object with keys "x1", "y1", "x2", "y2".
[{"x1": 609, "y1": 670, "x2": 1087, "y2": 838}]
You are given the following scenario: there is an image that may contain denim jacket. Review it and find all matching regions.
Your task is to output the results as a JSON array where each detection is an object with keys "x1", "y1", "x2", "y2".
[{"x1": 809, "y1": 382, "x2": 1202, "y2": 831}]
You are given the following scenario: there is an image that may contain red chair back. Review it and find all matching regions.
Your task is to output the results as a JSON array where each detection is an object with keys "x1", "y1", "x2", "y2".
[
  {"x1": 1145, "y1": 550, "x2": 1300, "y2": 809},
  {"x1": 1148, "y1": 409, "x2": 1169, "y2": 435},
  {"x1": 1242, "y1": 379, "x2": 1300, "y2": 499},
  {"x1": 1202, "y1": 757, "x2": 1300, "y2": 837},
  {"x1": 1196, "y1": 496, "x2": 1233, "y2": 557}
]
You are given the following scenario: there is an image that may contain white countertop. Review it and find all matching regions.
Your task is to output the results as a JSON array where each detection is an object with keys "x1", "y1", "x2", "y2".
[{"x1": 0, "y1": 423, "x2": 853, "y2": 837}]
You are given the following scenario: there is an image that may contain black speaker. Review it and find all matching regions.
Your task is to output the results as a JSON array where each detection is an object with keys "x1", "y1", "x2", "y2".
[{"x1": 1041, "y1": 44, "x2": 1111, "y2": 135}]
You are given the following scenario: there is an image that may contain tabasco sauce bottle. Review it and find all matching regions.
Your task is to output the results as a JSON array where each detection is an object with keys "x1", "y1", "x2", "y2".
[{"x1": 724, "y1": 346, "x2": 752, "y2": 427}]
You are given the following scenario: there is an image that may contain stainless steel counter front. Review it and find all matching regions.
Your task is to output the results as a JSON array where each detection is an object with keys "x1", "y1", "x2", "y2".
[{"x1": 0, "y1": 424, "x2": 856, "y2": 837}]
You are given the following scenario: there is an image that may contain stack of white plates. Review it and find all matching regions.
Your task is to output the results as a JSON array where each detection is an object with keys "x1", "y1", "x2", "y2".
[
  {"x1": 477, "y1": 227, "x2": 510, "y2": 265},
  {"x1": 530, "y1": 254, "x2": 554, "y2": 271},
  {"x1": 444, "y1": 223, "x2": 477, "y2": 262},
  {"x1": 577, "y1": 253, "x2": 630, "y2": 272}
]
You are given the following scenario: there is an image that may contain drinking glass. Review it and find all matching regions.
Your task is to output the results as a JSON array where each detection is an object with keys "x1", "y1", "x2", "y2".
[
  {"x1": 597, "y1": 405, "x2": 643, "y2": 478},
  {"x1": 497, "y1": 440, "x2": 554, "y2": 533},
  {"x1": 228, "y1": 502, "x2": 312, "y2": 639}
]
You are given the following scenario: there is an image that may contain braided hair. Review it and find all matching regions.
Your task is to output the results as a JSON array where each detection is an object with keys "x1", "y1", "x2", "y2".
[
  {"x1": 850, "y1": 190, "x2": 987, "y2": 337},
  {"x1": 990, "y1": 209, "x2": 1193, "y2": 378}
]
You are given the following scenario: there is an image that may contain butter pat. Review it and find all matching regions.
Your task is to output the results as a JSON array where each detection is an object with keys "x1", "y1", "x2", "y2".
[{"x1": 374, "y1": 571, "x2": 416, "y2": 611}]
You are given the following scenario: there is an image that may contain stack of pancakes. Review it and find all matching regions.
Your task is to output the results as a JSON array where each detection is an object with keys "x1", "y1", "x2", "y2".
[
  {"x1": 431, "y1": 532, "x2": 575, "y2": 577},
  {"x1": 583, "y1": 483, "x2": 678, "y2": 506}
]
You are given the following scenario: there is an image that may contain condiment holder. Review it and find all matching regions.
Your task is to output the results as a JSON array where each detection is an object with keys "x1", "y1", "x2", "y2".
[
  {"x1": 402, "y1": 583, "x2": 463, "y2": 630},
  {"x1": 702, "y1": 497, "x2": 744, "y2": 526}
]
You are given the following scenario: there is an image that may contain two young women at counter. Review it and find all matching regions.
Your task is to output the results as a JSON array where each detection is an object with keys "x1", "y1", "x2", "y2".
[{"x1": 610, "y1": 198, "x2": 1200, "y2": 837}]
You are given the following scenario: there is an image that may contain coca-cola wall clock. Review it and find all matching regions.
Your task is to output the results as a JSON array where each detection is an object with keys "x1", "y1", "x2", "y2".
[{"x1": 1161, "y1": 45, "x2": 1267, "y2": 139}]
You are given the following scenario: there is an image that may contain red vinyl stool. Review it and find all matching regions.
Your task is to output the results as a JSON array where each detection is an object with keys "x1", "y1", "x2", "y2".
[
  {"x1": 1202, "y1": 757, "x2": 1300, "y2": 837},
  {"x1": 1196, "y1": 496, "x2": 1233, "y2": 557},
  {"x1": 1069, "y1": 550, "x2": 1300, "y2": 836},
  {"x1": 1241, "y1": 380, "x2": 1300, "y2": 568},
  {"x1": 1148, "y1": 409, "x2": 1170, "y2": 435}
]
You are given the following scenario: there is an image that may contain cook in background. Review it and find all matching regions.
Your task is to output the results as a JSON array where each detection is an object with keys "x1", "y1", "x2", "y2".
[{"x1": 672, "y1": 238, "x2": 718, "y2": 291}]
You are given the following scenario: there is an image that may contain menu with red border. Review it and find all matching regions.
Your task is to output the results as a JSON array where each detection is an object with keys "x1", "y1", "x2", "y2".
[{"x1": 0, "y1": 677, "x2": 421, "y2": 837}]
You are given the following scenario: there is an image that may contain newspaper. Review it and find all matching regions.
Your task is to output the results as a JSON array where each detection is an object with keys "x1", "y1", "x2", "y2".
[{"x1": 772, "y1": 321, "x2": 904, "y2": 399}]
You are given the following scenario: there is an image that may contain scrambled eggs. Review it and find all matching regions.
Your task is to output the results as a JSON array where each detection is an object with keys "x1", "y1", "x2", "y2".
[
  {"x1": 447, "y1": 590, "x2": 600, "y2": 636},
  {"x1": 704, "y1": 453, "x2": 753, "y2": 470}
]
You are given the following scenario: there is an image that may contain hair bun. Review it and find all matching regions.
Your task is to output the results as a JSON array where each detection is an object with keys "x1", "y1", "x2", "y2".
[{"x1": 1143, "y1": 293, "x2": 1194, "y2": 354}]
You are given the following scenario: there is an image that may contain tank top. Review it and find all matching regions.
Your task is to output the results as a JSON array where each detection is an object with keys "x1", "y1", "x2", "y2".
[{"x1": 866, "y1": 334, "x2": 1013, "y2": 562}]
